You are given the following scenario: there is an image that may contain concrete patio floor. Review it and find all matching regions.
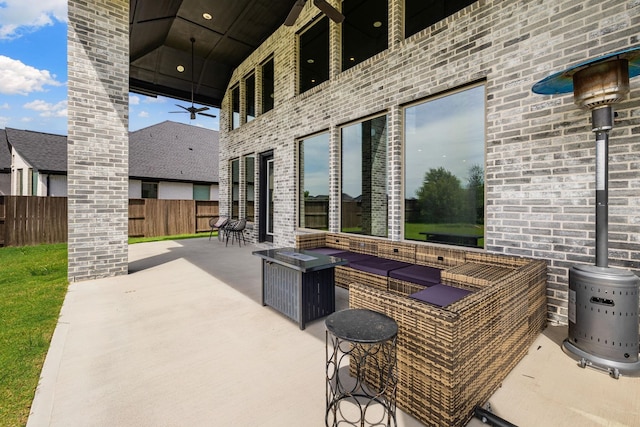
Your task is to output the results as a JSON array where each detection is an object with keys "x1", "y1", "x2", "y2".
[{"x1": 27, "y1": 238, "x2": 640, "y2": 427}]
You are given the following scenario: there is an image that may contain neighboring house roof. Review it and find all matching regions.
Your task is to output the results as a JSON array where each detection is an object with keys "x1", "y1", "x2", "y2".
[
  {"x1": 5, "y1": 128, "x2": 67, "y2": 174},
  {"x1": 129, "y1": 121, "x2": 218, "y2": 183},
  {"x1": 1, "y1": 121, "x2": 219, "y2": 184},
  {"x1": 0, "y1": 130, "x2": 11, "y2": 172}
]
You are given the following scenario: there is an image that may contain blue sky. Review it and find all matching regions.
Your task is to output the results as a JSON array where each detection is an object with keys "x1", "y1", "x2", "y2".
[{"x1": 0, "y1": 1, "x2": 219, "y2": 136}]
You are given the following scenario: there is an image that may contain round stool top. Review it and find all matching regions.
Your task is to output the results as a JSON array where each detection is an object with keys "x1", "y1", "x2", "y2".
[{"x1": 325, "y1": 309, "x2": 398, "y2": 343}]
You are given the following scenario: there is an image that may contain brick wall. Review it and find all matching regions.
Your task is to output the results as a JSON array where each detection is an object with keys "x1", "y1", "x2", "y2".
[
  {"x1": 219, "y1": 0, "x2": 640, "y2": 324},
  {"x1": 67, "y1": 0, "x2": 129, "y2": 281}
]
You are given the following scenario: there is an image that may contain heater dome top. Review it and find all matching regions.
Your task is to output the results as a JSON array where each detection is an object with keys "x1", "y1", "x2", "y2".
[{"x1": 532, "y1": 45, "x2": 640, "y2": 95}]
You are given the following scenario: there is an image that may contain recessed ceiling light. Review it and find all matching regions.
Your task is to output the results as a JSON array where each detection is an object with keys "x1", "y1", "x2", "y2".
[
  {"x1": 373, "y1": 21, "x2": 382, "y2": 28},
  {"x1": 349, "y1": 57, "x2": 355, "y2": 61},
  {"x1": 307, "y1": 59, "x2": 315, "y2": 64},
  {"x1": 177, "y1": 65, "x2": 185, "y2": 72},
  {"x1": 202, "y1": 12, "x2": 212, "y2": 20}
]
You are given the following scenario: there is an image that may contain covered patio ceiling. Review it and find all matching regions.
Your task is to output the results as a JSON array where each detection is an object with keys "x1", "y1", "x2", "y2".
[{"x1": 129, "y1": 0, "x2": 297, "y2": 108}]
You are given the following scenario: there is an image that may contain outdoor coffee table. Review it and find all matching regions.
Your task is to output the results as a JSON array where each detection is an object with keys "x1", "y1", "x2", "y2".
[{"x1": 252, "y1": 247, "x2": 347, "y2": 330}]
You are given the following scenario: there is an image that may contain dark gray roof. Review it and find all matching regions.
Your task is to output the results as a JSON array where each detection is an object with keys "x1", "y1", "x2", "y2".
[
  {"x1": 128, "y1": 121, "x2": 218, "y2": 183},
  {"x1": 2, "y1": 122, "x2": 218, "y2": 183},
  {"x1": 5, "y1": 128, "x2": 67, "y2": 173},
  {"x1": 0, "y1": 130, "x2": 11, "y2": 171}
]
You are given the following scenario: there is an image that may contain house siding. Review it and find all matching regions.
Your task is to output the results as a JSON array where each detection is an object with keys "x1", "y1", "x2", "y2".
[{"x1": 219, "y1": 0, "x2": 640, "y2": 325}]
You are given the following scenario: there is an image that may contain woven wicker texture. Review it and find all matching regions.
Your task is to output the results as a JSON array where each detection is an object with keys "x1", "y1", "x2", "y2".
[
  {"x1": 378, "y1": 241, "x2": 416, "y2": 263},
  {"x1": 349, "y1": 236, "x2": 379, "y2": 256},
  {"x1": 349, "y1": 255, "x2": 547, "y2": 427}
]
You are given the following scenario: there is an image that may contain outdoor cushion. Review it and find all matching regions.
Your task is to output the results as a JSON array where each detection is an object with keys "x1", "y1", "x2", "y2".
[
  {"x1": 349, "y1": 257, "x2": 412, "y2": 276},
  {"x1": 306, "y1": 247, "x2": 346, "y2": 256},
  {"x1": 331, "y1": 251, "x2": 376, "y2": 265},
  {"x1": 389, "y1": 264, "x2": 442, "y2": 287},
  {"x1": 409, "y1": 284, "x2": 472, "y2": 307}
]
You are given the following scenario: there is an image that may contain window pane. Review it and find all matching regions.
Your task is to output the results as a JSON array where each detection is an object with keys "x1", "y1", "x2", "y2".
[
  {"x1": 404, "y1": 85, "x2": 485, "y2": 248},
  {"x1": 261, "y1": 58, "x2": 274, "y2": 113},
  {"x1": 245, "y1": 73, "x2": 256, "y2": 122},
  {"x1": 245, "y1": 156, "x2": 255, "y2": 221},
  {"x1": 231, "y1": 86, "x2": 240, "y2": 129},
  {"x1": 341, "y1": 115, "x2": 388, "y2": 237},
  {"x1": 405, "y1": 0, "x2": 475, "y2": 39},
  {"x1": 342, "y1": 0, "x2": 388, "y2": 71},
  {"x1": 193, "y1": 184, "x2": 210, "y2": 201},
  {"x1": 141, "y1": 182, "x2": 158, "y2": 199},
  {"x1": 300, "y1": 17, "x2": 329, "y2": 93},
  {"x1": 299, "y1": 133, "x2": 330, "y2": 229},
  {"x1": 231, "y1": 159, "x2": 240, "y2": 218}
]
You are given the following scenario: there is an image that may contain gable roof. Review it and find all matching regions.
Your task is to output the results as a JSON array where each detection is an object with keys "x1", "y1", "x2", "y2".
[
  {"x1": 0, "y1": 130, "x2": 11, "y2": 172},
  {"x1": 5, "y1": 128, "x2": 67, "y2": 174},
  {"x1": 2, "y1": 122, "x2": 219, "y2": 183},
  {"x1": 129, "y1": 121, "x2": 218, "y2": 183}
]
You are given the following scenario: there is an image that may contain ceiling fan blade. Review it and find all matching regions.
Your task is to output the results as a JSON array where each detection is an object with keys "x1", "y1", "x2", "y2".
[
  {"x1": 313, "y1": 0, "x2": 344, "y2": 23},
  {"x1": 284, "y1": 0, "x2": 306, "y2": 26},
  {"x1": 194, "y1": 106, "x2": 210, "y2": 113},
  {"x1": 198, "y1": 112, "x2": 217, "y2": 118},
  {"x1": 169, "y1": 111, "x2": 188, "y2": 114},
  {"x1": 175, "y1": 104, "x2": 190, "y2": 112}
]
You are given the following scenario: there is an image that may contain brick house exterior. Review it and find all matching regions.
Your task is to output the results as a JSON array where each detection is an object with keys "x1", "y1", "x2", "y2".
[{"x1": 218, "y1": 0, "x2": 640, "y2": 325}]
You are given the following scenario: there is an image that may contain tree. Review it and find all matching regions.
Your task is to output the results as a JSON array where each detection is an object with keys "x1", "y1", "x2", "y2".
[
  {"x1": 416, "y1": 167, "x2": 464, "y2": 223},
  {"x1": 465, "y1": 164, "x2": 484, "y2": 224}
]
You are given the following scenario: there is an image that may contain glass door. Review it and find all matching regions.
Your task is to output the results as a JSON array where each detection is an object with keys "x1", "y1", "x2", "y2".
[{"x1": 259, "y1": 151, "x2": 274, "y2": 243}]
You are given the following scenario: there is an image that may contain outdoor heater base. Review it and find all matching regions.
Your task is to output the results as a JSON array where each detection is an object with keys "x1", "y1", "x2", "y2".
[{"x1": 562, "y1": 339, "x2": 640, "y2": 379}]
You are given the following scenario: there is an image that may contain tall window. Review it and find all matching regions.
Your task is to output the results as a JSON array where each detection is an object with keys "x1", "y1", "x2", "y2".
[
  {"x1": 17, "y1": 168, "x2": 23, "y2": 195},
  {"x1": 341, "y1": 115, "x2": 388, "y2": 237},
  {"x1": 245, "y1": 156, "x2": 255, "y2": 221},
  {"x1": 261, "y1": 57, "x2": 274, "y2": 113},
  {"x1": 405, "y1": 0, "x2": 476, "y2": 39},
  {"x1": 342, "y1": 0, "x2": 388, "y2": 71},
  {"x1": 404, "y1": 84, "x2": 485, "y2": 248},
  {"x1": 231, "y1": 85, "x2": 240, "y2": 129},
  {"x1": 299, "y1": 17, "x2": 329, "y2": 93},
  {"x1": 299, "y1": 133, "x2": 330, "y2": 230},
  {"x1": 231, "y1": 159, "x2": 240, "y2": 218},
  {"x1": 245, "y1": 73, "x2": 256, "y2": 122}
]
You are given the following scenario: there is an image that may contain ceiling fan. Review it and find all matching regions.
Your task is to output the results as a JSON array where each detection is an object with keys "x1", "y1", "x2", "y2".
[
  {"x1": 284, "y1": 0, "x2": 345, "y2": 26},
  {"x1": 170, "y1": 37, "x2": 217, "y2": 120}
]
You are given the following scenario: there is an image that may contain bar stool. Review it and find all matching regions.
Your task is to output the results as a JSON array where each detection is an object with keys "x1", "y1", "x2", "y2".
[{"x1": 325, "y1": 308, "x2": 398, "y2": 427}]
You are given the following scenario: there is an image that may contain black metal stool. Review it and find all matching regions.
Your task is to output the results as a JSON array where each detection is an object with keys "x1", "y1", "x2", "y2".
[{"x1": 325, "y1": 309, "x2": 398, "y2": 427}]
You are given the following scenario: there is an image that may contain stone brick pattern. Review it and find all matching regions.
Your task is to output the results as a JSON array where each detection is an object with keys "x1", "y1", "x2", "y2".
[
  {"x1": 67, "y1": 0, "x2": 129, "y2": 281},
  {"x1": 219, "y1": 0, "x2": 640, "y2": 325}
]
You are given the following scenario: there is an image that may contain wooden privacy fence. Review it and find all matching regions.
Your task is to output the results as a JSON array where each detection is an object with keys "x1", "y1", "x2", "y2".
[
  {"x1": 0, "y1": 196, "x2": 219, "y2": 247},
  {"x1": 0, "y1": 196, "x2": 67, "y2": 247},
  {"x1": 128, "y1": 199, "x2": 219, "y2": 238}
]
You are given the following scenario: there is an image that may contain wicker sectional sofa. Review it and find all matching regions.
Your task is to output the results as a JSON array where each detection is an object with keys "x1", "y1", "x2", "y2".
[{"x1": 295, "y1": 232, "x2": 547, "y2": 427}]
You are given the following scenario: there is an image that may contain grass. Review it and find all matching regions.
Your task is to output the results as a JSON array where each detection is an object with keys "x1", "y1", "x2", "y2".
[
  {"x1": 0, "y1": 244, "x2": 68, "y2": 427},
  {"x1": 405, "y1": 222, "x2": 484, "y2": 247},
  {"x1": 128, "y1": 232, "x2": 211, "y2": 244},
  {"x1": 0, "y1": 233, "x2": 211, "y2": 426}
]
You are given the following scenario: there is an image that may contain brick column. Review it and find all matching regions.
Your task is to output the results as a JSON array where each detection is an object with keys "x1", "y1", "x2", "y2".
[{"x1": 67, "y1": 0, "x2": 129, "y2": 281}]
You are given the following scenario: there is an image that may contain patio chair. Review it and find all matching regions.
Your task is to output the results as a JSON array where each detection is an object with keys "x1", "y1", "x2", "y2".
[
  {"x1": 225, "y1": 218, "x2": 247, "y2": 247},
  {"x1": 209, "y1": 216, "x2": 229, "y2": 241}
]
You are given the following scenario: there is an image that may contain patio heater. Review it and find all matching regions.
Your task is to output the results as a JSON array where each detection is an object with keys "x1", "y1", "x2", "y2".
[{"x1": 532, "y1": 46, "x2": 640, "y2": 378}]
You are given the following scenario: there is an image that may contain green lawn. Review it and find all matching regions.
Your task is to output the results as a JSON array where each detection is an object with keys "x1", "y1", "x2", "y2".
[
  {"x1": 404, "y1": 222, "x2": 484, "y2": 247},
  {"x1": 0, "y1": 233, "x2": 213, "y2": 426},
  {"x1": 0, "y1": 244, "x2": 68, "y2": 427}
]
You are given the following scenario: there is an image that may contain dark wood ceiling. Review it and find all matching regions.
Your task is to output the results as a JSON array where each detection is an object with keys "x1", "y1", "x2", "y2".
[{"x1": 129, "y1": 0, "x2": 297, "y2": 108}]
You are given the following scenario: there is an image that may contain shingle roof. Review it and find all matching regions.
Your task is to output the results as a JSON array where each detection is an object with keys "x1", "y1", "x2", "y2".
[
  {"x1": 0, "y1": 130, "x2": 11, "y2": 171},
  {"x1": 129, "y1": 121, "x2": 218, "y2": 183},
  {"x1": 5, "y1": 128, "x2": 67, "y2": 173},
  {"x1": 2, "y1": 121, "x2": 219, "y2": 183}
]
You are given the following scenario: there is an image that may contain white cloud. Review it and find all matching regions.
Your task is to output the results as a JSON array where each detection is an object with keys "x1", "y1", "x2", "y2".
[
  {"x1": 0, "y1": 116, "x2": 8, "y2": 127},
  {"x1": 138, "y1": 111, "x2": 149, "y2": 118},
  {"x1": 0, "y1": 0, "x2": 67, "y2": 40},
  {"x1": 0, "y1": 56, "x2": 62, "y2": 95},
  {"x1": 0, "y1": 103, "x2": 9, "y2": 109},
  {"x1": 129, "y1": 95, "x2": 140, "y2": 105},
  {"x1": 24, "y1": 99, "x2": 67, "y2": 117}
]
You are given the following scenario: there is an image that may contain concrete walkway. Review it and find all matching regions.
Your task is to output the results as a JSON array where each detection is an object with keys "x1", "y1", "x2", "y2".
[{"x1": 27, "y1": 238, "x2": 640, "y2": 426}]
